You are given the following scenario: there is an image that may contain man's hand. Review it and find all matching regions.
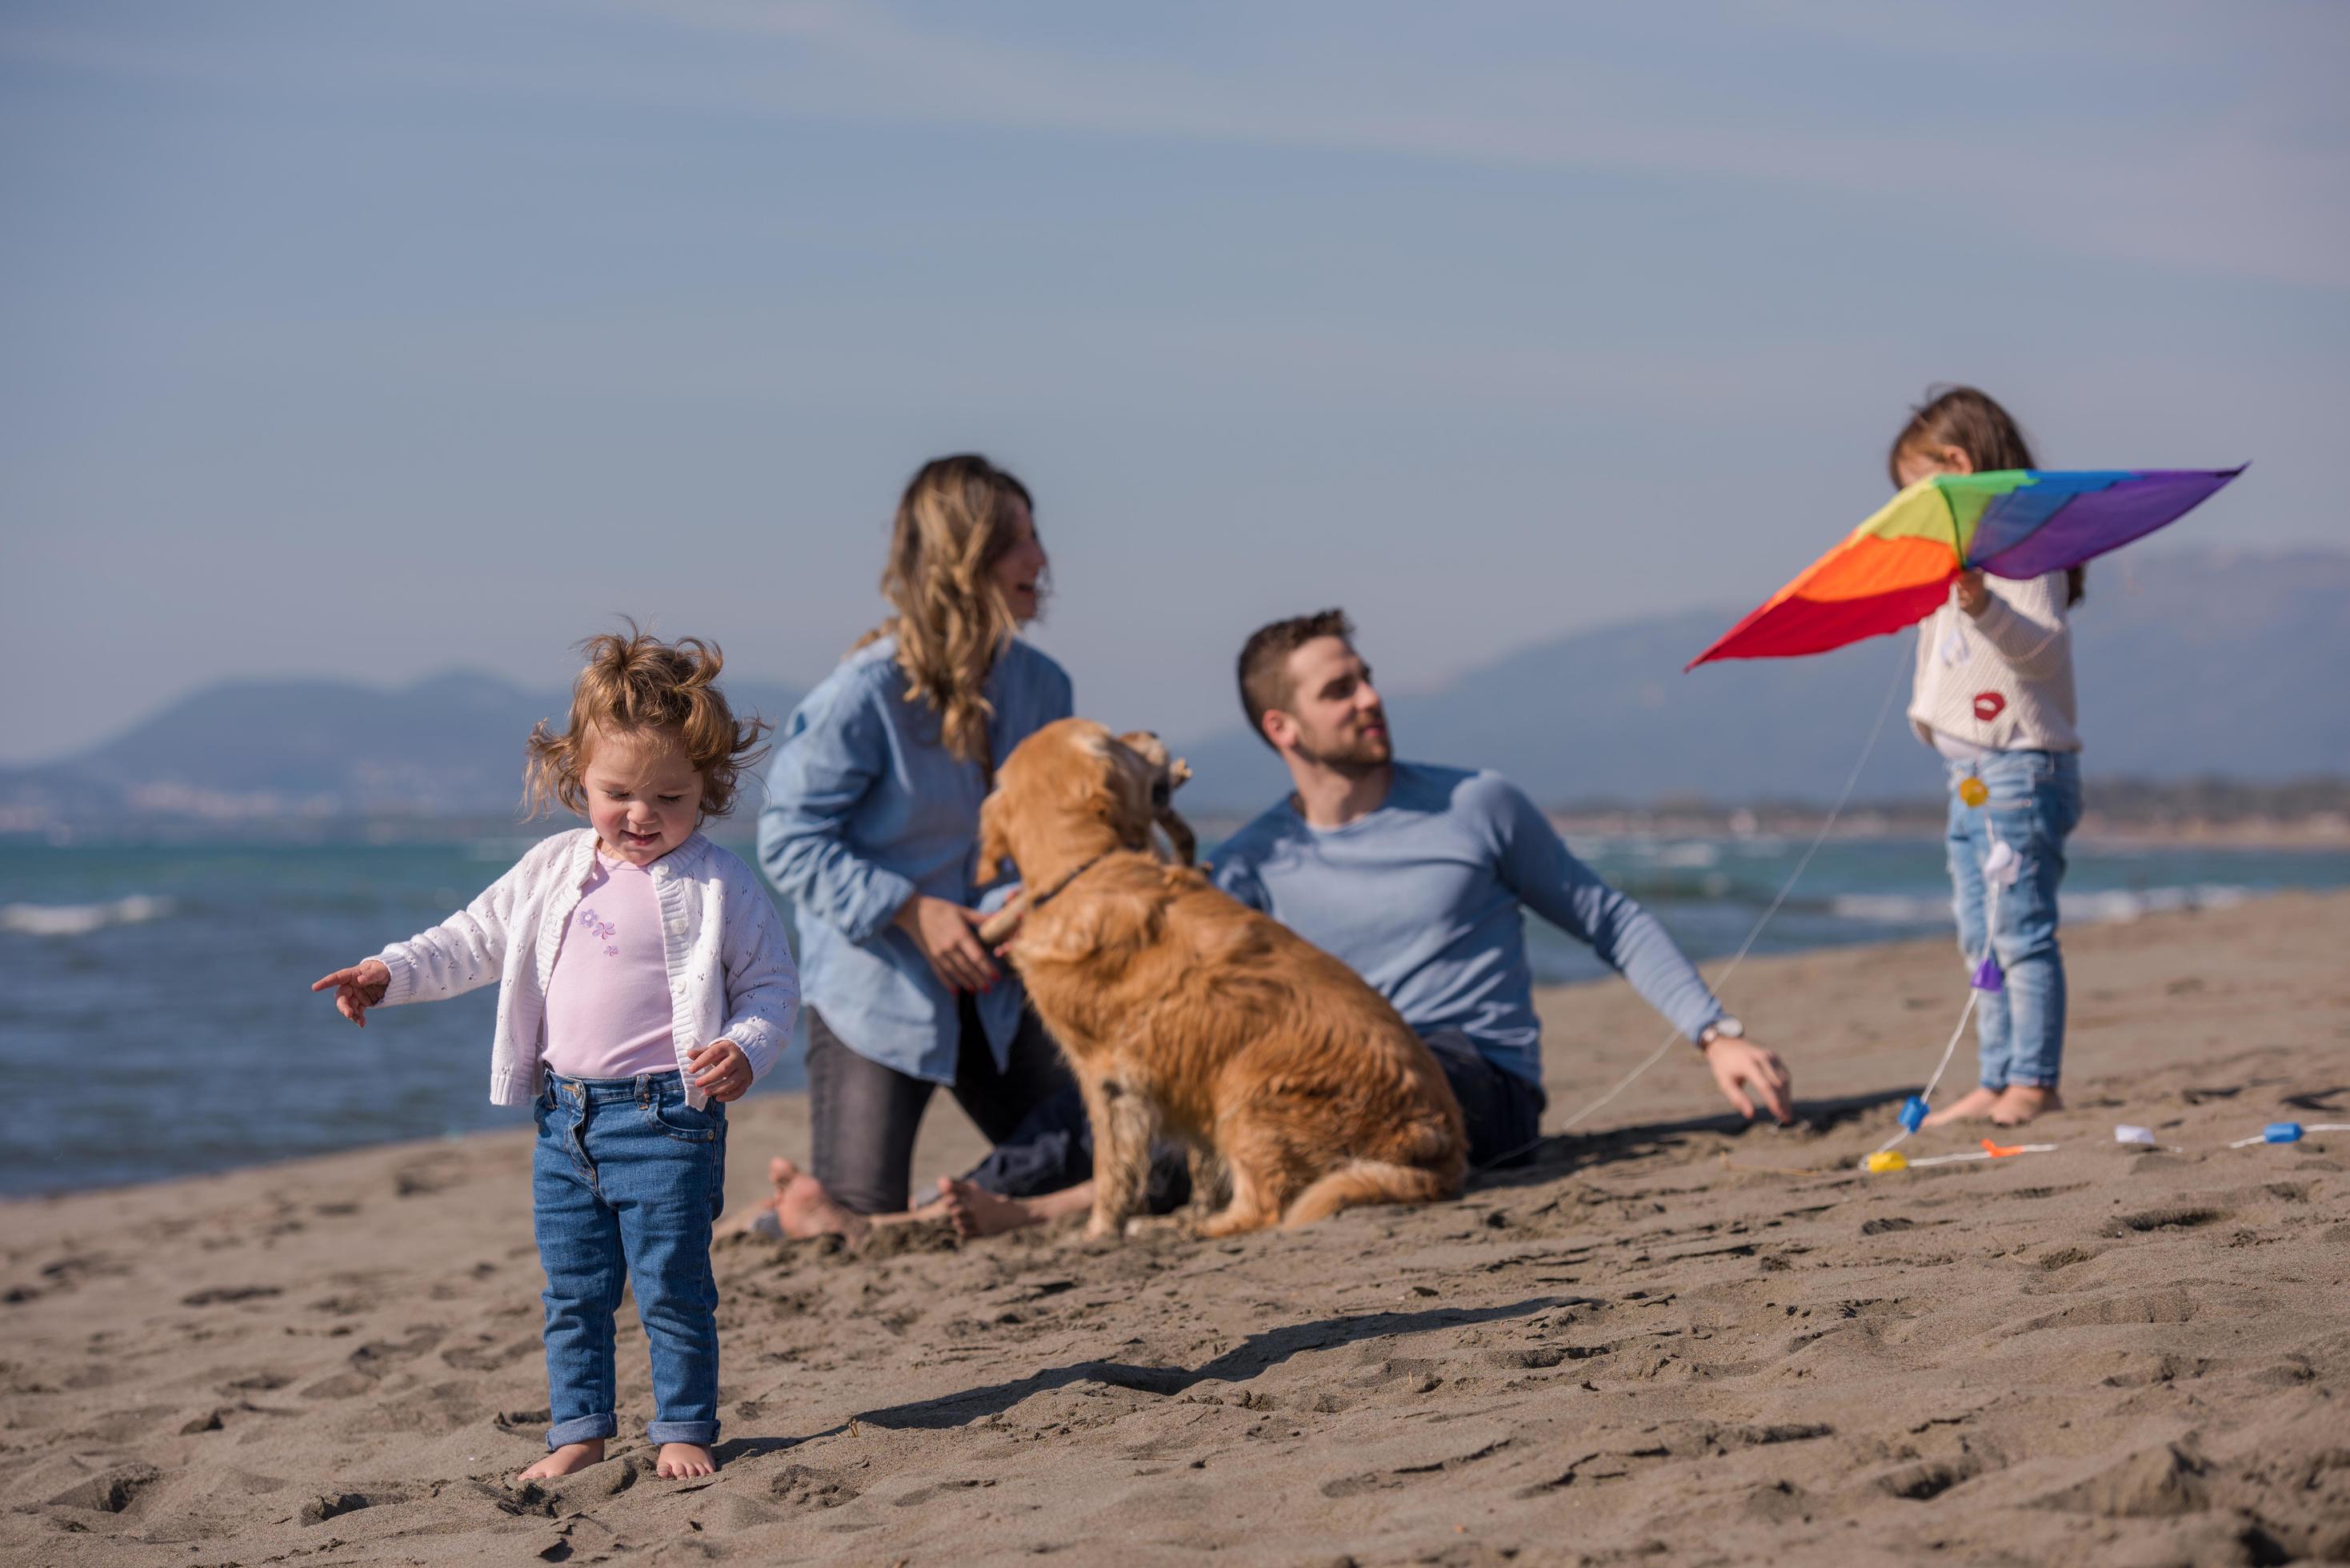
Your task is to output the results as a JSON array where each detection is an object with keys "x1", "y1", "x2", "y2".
[
  {"x1": 311, "y1": 958, "x2": 391, "y2": 1027},
  {"x1": 687, "y1": 1040, "x2": 753, "y2": 1102},
  {"x1": 1953, "y1": 570, "x2": 1991, "y2": 618},
  {"x1": 1703, "y1": 1034, "x2": 1793, "y2": 1124},
  {"x1": 893, "y1": 894, "x2": 999, "y2": 993}
]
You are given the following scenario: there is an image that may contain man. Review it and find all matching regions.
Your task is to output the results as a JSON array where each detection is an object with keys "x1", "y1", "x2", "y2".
[{"x1": 1211, "y1": 610, "x2": 1792, "y2": 1168}]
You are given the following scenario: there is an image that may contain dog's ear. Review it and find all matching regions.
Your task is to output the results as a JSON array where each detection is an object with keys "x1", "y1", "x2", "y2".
[
  {"x1": 1159, "y1": 802, "x2": 1198, "y2": 867},
  {"x1": 1115, "y1": 730, "x2": 1187, "y2": 814},
  {"x1": 977, "y1": 790, "x2": 1012, "y2": 882},
  {"x1": 1115, "y1": 730, "x2": 1195, "y2": 865}
]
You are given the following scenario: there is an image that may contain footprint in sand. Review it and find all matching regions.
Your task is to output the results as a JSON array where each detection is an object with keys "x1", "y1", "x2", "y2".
[
  {"x1": 46, "y1": 1465, "x2": 162, "y2": 1514},
  {"x1": 770, "y1": 1464, "x2": 861, "y2": 1510},
  {"x1": 441, "y1": 1336, "x2": 538, "y2": 1372},
  {"x1": 299, "y1": 1482, "x2": 427, "y2": 1526},
  {"x1": 300, "y1": 1325, "x2": 446, "y2": 1398}
]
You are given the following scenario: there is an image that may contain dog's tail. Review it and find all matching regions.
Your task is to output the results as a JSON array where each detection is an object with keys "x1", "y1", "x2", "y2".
[{"x1": 1280, "y1": 1159, "x2": 1459, "y2": 1230}]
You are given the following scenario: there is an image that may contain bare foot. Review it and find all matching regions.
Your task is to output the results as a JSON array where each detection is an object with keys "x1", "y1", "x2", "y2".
[
  {"x1": 934, "y1": 1176, "x2": 1045, "y2": 1239},
  {"x1": 657, "y1": 1442, "x2": 717, "y2": 1479},
  {"x1": 771, "y1": 1159, "x2": 871, "y2": 1246},
  {"x1": 715, "y1": 1155, "x2": 815, "y2": 1238},
  {"x1": 1920, "y1": 1086, "x2": 2003, "y2": 1128},
  {"x1": 518, "y1": 1438, "x2": 603, "y2": 1481},
  {"x1": 1990, "y1": 1085, "x2": 2062, "y2": 1126}
]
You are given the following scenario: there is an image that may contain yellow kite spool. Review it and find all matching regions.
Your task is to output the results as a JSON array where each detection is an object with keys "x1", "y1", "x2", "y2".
[{"x1": 1866, "y1": 1150, "x2": 1909, "y2": 1173}]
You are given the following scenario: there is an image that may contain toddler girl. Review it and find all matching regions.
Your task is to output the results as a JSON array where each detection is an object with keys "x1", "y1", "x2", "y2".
[
  {"x1": 1891, "y1": 387, "x2": 2084, "y2": 1129},
  {"x1": 311, "y1": 629, "x2": 799, "y2": 1480}
]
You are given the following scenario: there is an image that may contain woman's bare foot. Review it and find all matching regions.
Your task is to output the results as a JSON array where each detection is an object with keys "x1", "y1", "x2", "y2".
[
  {"x1": 518, "y1": 1438, "x2": 603, "y2": 1481},
  {"x1": 1920, "y1": 1086, "x2": 2003, "y2": 1127},
  {"x1": 931, "y1": 1176, "x2": 1038, "y2": 1238},
  {"x1": 1990, "y1": 1085, "x2": 2062, "y2": 1126},
  {"x1": 770, "y1": 1158, "x2": 872, "y2": 1246}
]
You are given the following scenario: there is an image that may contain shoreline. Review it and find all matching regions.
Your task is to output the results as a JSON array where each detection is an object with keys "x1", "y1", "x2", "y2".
[
  {"x1": 3, "y1": 885, "x2": 2342, "y2": 1206},
  {"x1": 9, "y1": 800, "x2": 2350, "y2": 853}
]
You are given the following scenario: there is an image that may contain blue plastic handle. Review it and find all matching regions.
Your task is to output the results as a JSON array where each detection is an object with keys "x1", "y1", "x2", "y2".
[
  {"x1": 2264, "y1": 1122, "x2": 2303, "y2": 1144},
  {"x1": 1900, "y1": 1096, "x2": 1930, "y2": 1134}
]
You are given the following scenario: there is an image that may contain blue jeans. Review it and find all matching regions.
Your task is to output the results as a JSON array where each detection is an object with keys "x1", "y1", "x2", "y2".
[
  {"x1": 532, "y1": 1070, "x2": 727, "y2": 1450},
  {"x1": 1946, "y1": 750, "x2": 2082, "y2": 1091}
]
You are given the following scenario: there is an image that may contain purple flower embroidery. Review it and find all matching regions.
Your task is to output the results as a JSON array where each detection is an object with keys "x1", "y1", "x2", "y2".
[{"x1": 578, "y1": 906, "x2": 619, "y2": 953}]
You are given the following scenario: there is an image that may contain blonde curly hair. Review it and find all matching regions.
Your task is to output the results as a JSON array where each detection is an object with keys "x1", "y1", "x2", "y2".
[
  {"x1": 855, "y1": 454, "x2": 1042, "y2": 767},
  {"x1": 524, "y1": 625, "x2": 771, "y2": 821}
]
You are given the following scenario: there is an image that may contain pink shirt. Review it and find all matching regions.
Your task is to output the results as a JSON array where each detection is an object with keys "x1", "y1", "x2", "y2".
[{"x1": 540, "y1": 850, "x2": 681, "y2": 1080}]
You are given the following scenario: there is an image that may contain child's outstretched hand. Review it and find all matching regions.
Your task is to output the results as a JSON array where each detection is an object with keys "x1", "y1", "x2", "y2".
[
  {"x1": 312, "y1": 958, "x2": 391, "y2": 1027},
  {"x1": 687, "y1": 1040, "x2": 752, "y2": 1102}
]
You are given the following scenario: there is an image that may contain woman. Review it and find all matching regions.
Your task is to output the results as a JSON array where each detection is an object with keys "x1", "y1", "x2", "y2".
[{"x1": 757, "y1": 454, "x2": 1077, "y2": 1223}]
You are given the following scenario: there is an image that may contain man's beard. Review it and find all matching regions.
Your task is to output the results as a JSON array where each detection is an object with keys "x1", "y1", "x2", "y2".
[{"x1": 1293, "y1": 714, "x2": 1394, "y2": 778}]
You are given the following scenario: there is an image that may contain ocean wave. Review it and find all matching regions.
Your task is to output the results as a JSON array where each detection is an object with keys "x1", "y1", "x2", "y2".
[
  {"x1": 1829, "y1": 885, "x2": 2256, "y2": 928},
  {"x1": 0, "y1": 894, "x2": 174, "y2": 937},
  {"x1": 2064, "y1": 885, "x2": 2254, "y2": 922},
  {"x1": 1828, "y1": 894, "x2": 1952, "y2": 925}
]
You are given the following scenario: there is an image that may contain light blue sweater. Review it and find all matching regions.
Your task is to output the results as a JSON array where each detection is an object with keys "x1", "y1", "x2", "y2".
[{"x1": 1211, "y1": 763, "x2": 1723, "y2": 1088}]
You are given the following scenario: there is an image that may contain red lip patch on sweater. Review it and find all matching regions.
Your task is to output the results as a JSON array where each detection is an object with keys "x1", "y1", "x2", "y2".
[{"x1": 1972, "y1": 692, "x2": 2007, "y2": 722}]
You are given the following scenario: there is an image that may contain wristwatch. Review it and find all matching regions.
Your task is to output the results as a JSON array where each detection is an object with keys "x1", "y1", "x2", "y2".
[{"x1": 1699, "y1": 1016, "x2": 1745, "y2": 1048}]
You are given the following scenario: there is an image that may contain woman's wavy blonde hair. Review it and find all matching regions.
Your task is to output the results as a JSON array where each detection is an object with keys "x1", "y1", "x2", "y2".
[
  {"x1": 855, "y1": 454, "x2": 1042, "y2": 767},
  {"x1": 523, "y1": 625, "x2": 771, "y2": 821}
]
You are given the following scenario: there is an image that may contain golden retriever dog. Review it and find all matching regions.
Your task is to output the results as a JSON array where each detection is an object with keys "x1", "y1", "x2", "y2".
[{"x1": 977, "y1": 718, "x2": 1467, "y2": 1238}]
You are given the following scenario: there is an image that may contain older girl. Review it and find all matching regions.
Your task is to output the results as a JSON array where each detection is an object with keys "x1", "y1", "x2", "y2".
[
  {"x1": 1893, "y1": 388, "x2": 2085, "y2": 1129},
  {"x1": 757, "y1": 454, "x2": 1075, "y2": 1230}
]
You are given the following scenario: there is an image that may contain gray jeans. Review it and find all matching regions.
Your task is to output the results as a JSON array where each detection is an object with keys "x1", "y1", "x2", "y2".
[{"x1": 803, "y1": 998, "x2": 1073, "y2": 1215}]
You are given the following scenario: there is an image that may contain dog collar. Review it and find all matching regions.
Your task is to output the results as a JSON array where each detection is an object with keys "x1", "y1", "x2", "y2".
[{"x1": 1019, "y1": 850, "x2": 1112, "y2": 918}]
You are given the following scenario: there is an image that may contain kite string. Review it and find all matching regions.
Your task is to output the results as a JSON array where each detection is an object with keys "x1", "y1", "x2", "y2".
[
  {"x1": 1873, "y1": 989, "x2": 1976, "y2": 1157},
  {"x1": 1523, "y1": 640, "x2": 1913, "y2": 1158},
  {"x1": 1873, "y1": 756, "x2": 2013, "y2": 1158}
]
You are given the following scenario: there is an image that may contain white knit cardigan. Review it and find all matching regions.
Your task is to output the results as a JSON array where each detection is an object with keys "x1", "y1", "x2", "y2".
[
  {"x1": 373, "y1": 829, "x2": 799, "y2": 1110},
  {"x1": 1907, "y1": 570, "x2": 2080, "y2": 755}
]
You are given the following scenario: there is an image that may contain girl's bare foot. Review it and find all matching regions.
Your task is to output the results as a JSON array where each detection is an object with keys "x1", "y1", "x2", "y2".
[
  {"x1": 1991, "y1": 1085, "x2": 2061, "y2": 1126},
  {"x1": 771, "y1": 1158, "x2": 871, "y2": 1246},
  {"x1": 657, "y1": 1442, "x2": 717, "y2": 1479},
  {"x1": 1920, "y1": 1086, "x2": 2002, "y2": 1127},
  {"x1": 518, "y1": 1438, "x2": 603, "y2": 1481}
]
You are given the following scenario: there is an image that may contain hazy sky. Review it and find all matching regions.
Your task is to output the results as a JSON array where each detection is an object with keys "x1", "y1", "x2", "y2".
[{"x1": 5, "y1": 1, "x2": 2346, "y2": 763}]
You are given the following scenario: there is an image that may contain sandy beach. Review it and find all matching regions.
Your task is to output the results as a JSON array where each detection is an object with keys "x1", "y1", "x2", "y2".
[{"x1": 5, "y1": 891, "x2": 2346, "y2": 1566}]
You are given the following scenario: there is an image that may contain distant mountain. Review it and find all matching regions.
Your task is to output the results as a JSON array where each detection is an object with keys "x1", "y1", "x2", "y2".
[
  {"x1": 1168, "y1": 547, "x2": 2350, "y2": 811},
  {"x1": 4, "y1": 546, "x2": 2340, "y2": 834},
  {"x1": 0, "y1": 670, "x2": 804, "y2": 829}
]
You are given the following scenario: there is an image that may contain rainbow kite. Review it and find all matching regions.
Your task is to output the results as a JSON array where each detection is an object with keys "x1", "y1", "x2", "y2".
[{"x1": 1687, "y1": 466, "x2": 2245, "y2": 668}]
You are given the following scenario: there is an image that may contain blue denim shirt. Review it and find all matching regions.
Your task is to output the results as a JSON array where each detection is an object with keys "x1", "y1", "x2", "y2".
[{"x1": 756, "y1": 634, "x2": 1072, "y2": 1082}]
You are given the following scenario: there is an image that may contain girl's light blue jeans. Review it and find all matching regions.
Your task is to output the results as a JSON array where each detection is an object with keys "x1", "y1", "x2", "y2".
[
  {"x1": 532, "y1": 1070, "x2": 726, "y2": 1450},
  {"x1": 1945, "y1": 750, "x2": 2082, "y2": 1092}
]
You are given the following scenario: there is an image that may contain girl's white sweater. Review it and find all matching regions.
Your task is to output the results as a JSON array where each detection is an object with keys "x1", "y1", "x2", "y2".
[
  {"x1": 372, "y1": 829, "x2": 799, "y2": 1110},
  {"x1": 1908, "y1": 570, "x2": 2080, "y2": 756}
]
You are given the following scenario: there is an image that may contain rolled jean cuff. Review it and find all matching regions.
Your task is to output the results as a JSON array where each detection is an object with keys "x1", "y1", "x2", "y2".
[
  {"x1": 647, "y1": 1419, "x2": 719, "y2": 1446},
  {"x1": 547, "y1": 1412, "x2": 618, "y2": 1449},
  {"x1": 2009, "y1": 1074, "x2": 2059, "y2": 1090}
]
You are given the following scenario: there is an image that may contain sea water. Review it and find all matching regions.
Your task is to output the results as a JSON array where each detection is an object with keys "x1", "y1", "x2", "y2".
[{"x1": 3, "y1": 834, "x2": 2344, "y2": 1196}]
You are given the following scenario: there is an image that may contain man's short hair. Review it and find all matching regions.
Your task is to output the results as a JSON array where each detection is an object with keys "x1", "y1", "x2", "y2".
[{"x1": 1236, "y1": 609, "x2": 1354, "y2": 750}]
